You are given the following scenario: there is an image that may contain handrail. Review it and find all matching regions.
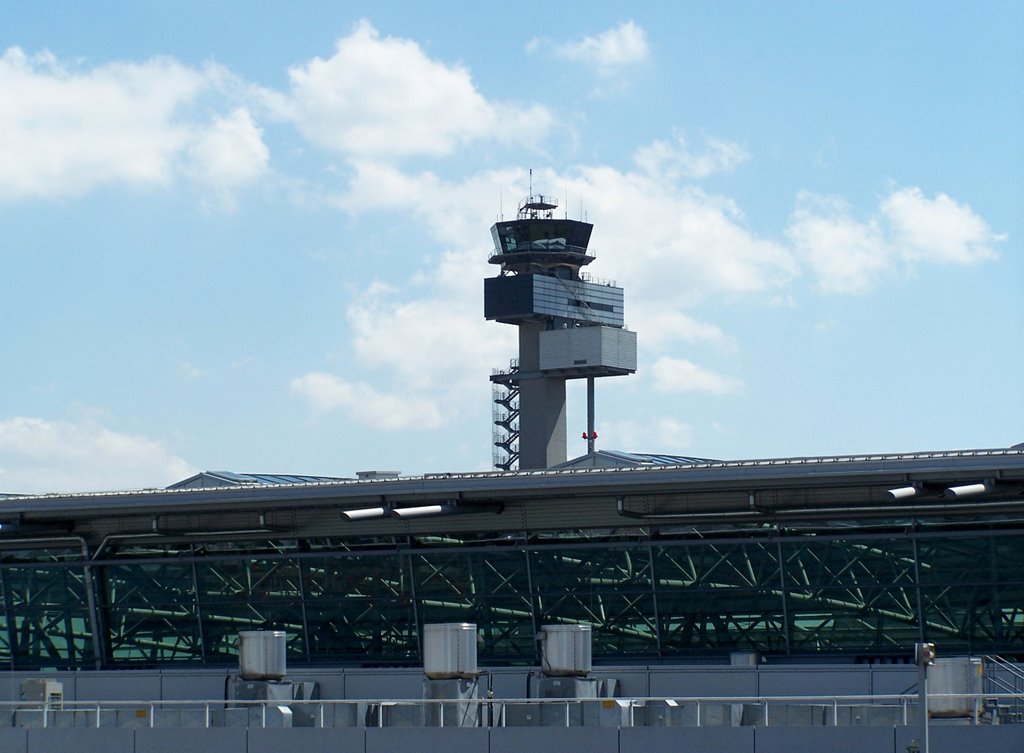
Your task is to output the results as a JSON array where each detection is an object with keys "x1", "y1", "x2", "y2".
[
  {"x1": 985, "y1": 654, "x2": 1024, "y2": 684},
  {"x1": 6, "y1": 692, "x2": 1022, "y2": 730}
]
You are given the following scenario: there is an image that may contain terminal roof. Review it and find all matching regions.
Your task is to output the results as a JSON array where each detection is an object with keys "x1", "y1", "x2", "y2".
[{"x1": 167, "y1": 471, "x2": 352, "y2": 489}]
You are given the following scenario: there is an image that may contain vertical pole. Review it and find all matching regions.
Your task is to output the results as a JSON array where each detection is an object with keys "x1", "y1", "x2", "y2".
[
  {"x1": 406, "y1": 547, "x2": 421, "y2": 664},
  {"x1": 586, "y1": 377, "x2": 595, "y2": 454},
  {"x1": 191, "y1": 551, "x2": 207, "y2": 663},
  {"x1": 918, "y1": 662, "x2": 930, "y2": 753},
  {"x1": 296, "y1": 558, "x2": 312, "y2": 664},
  {"x1": 648, "y1": 544, "x2": 663, "y2": 657},
  {"x1": 921, "y1": 664, "x2": 930, "y2": 753},
  {"x1": 81, "y1": 543, "x2": 106, "y2": 670}
]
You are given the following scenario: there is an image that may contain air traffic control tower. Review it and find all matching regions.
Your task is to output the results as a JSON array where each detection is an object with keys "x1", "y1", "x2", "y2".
[{"x1": 485, "y1": 194, "x2": 637, "y2": 470}]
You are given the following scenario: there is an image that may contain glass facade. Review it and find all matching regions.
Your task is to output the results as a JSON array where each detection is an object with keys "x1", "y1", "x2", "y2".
[{"x1": 1, "y1": 521, "x2": 1023, "y2": 669}]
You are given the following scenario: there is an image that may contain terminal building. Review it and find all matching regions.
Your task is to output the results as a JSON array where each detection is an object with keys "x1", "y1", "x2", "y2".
[
  {"x1": 0, "y1": 201, "x2": 1021, "y2": 752},
  {"x1": 2, "y1": 450, "x2": 1024, "y2": 671}
]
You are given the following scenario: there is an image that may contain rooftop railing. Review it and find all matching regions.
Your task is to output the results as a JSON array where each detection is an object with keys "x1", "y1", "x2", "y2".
[{"x1": 5, "y1": 693, "x2": 1018, "y2": 730}]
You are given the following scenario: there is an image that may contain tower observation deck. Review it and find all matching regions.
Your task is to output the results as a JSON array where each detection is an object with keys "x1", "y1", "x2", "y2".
[{"x1": 485, "y1": 194, "x2": 637, "y2": 470}]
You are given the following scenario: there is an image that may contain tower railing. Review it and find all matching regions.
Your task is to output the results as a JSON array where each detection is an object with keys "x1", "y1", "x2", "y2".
[{"x1": 579, "y1": 271, "x2": 616, "y2": 287}]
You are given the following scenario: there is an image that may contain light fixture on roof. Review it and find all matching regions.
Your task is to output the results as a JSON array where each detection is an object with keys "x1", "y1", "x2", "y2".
[
  {"x1": 393, "y1": 503, "x2": 453, "y2": 519},
  {"x1": 340, "y1": 506, "x2": 389, "y2": 521},
  {"x1": 343, "y1": 500, "x2": 502, "y2": 521},
  {"x1": 944, "y1": 482, "x2": 991, "y2": 498},
  {"x1": 885, "y1": 485, "x2": 919, "y2": 501},
  {"x1": 392, "y1": 500, "x2": 504, "y2": 518}
]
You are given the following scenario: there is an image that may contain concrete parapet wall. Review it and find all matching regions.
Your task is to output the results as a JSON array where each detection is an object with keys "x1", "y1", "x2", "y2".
[
  {"x1": 0, "y1": 724, "x2": 1012, "y2": 752},
  {"x1": 0, "y1": 662, "x2": 928, "y2": 704}
]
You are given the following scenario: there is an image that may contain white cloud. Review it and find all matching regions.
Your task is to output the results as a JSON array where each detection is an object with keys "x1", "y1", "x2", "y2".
[
  {"x1": 284, "y1": 20, "x2": 553, "y2": 159},
  {"x1": 635, "y1": 132, "x2": 749, "y2": 180},
  {"x1": 290, "y1": 372, "x2": 443, "y2": 430},
  {"x1": 0, "y1": 47, "x2": 269, "y2": 203},
  {"x1": 552, "y1": 165, "x2": 798, "y2": 304},
  {"x1": 882, "y1": 187, "x2": 1001, "y2": 265},
  {"x1": 633, "y1": 310, "x2": 736, "y2": 352},
  {"x1": 347, "y1": 293, "x2": 512, "y2": 392},
  {"x1": 335, "y1": 160, "x2": 524, "y2": 258},
  {"x1": 187, "y1": 107, "x2": 269, "y2": 189},
  {"x1": 787, "y1": 187, "x2": 1001, "y2": 294},
  {"x1": 540, "y1": 21, "x2": 650, "y2": 75},
  {"x1": 0, "y1": 47, "x2": 201, "y2": 199},
  {"x1": 650, "y1": 357, "x2": 744, "y2": 394},
  {"x1": 294, "y1": 163, "x2": 525, "y2": 440},
  {"x1": 787, "y1": 193, "x2": 889, "y2": 294},
  {"x1": 0, "y1": 417, "x2": 195, "y2": 494},
  {"x1": 177, "y1": 361, "x2": 204, "y2": 381}
]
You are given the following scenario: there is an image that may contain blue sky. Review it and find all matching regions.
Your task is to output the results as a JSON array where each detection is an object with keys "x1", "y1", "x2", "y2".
[{"x1": 0, "y1": 2, "x2": 1021, "y2": 493}]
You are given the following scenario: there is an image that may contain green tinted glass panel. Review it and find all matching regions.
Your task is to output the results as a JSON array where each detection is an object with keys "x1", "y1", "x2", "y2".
[
  {"x1": 781, "y1": 538, "x2": 916, "y2": 588},
  {"x1": 531, "y1": 546, "x2": 657, "y2": 656},
  {"x1": 305, "y1": 597, "x2": 416, "y2": 662},
  {"x1": 657, "y1": 587, "x2": 785, "y2": 654},
  {"x1": 194, "y1": 558, "x2": 303, "y2": 601},
  {"x1": 103, "y1": 562, "x2": 195, "y2": 606},
  {"x1": 106, "y1": 604, "x2": 202, "y2": 662},
  {"x1": 199, "y1": 600, "x2": 306, "y2": 661},
  {"x1": 786, "y1": 585, "x2": 919, "y2": 653},
  {"x1": 3, "y1": 564, "x2": 93, "y2": 667},
  {"x1": 655, "y1": 542, "x2": 782, "y2": 591},
  {"x1": 10, "y1": 608, "x2": 93, "y2": 667},
  {"x1": 303, "y1": 554, "x2": 407, "y2": 600}
]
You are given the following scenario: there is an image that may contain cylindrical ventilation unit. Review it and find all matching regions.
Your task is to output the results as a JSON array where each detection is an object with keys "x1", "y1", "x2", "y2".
[
  {"x1": 238, "y1": 630, "x2": 287, "y2": 681},
  {"x1": 423, "y1": 623, "x2": 479, "y2": 680},
  {"x1": 539, "y1": 624, "x2": 592, "y2": 677}
]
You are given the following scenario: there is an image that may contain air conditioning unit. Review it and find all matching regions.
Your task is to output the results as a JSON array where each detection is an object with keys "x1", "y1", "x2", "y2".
[{"x1": 20, "y1": 679, "x2": 64, "y2": 709}]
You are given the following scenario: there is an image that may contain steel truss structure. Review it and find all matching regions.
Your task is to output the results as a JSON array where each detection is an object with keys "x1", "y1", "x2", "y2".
[
  {"x1": 0, "y1": 449, "x2": 1022, "y2": 669},
  {"x1": 1, "y1": 522, "x2": 1023, "y2": 669}
]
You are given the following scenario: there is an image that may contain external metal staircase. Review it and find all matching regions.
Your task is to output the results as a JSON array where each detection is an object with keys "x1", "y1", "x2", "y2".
[
  {"x1": 491, "y1": 359, "x2": 520, "y2": 471},
  {"x1": 983, "y1": 655, "x2": 1024, "y2": 723}
]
